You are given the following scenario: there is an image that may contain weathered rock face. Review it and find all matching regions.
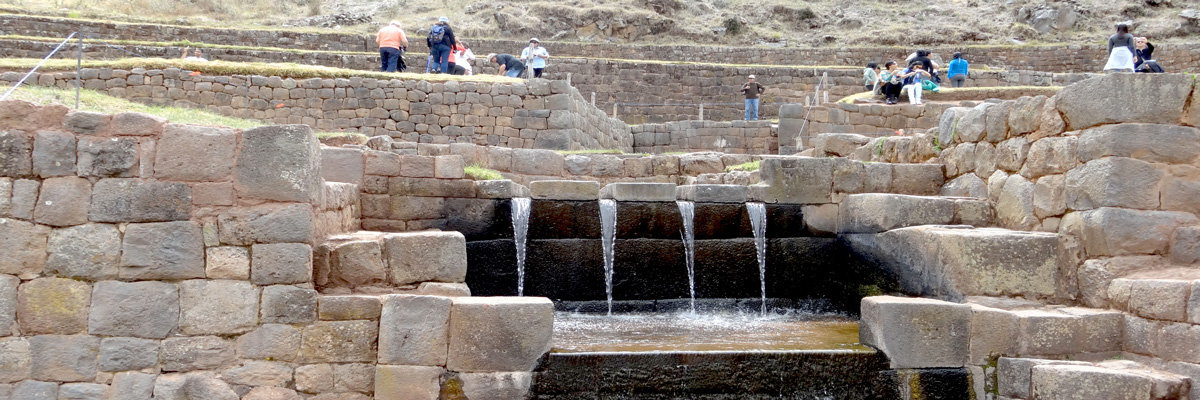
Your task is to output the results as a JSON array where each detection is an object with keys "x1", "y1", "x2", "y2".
[
  {"x1": 236, "y1": 125, "x2": 323, "y2": 203},
  {"x1": 1062, "y1": 207, "x2": 1199, "y2": 257},
  {"x1": 446, "y1": 297, "x2": 554, "y2": 372},
  {"x1": 1055, "y1": 74, "x2": 1195, "y2": 131}
]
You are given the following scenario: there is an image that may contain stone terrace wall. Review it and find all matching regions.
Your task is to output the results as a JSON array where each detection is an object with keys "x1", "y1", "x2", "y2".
[
  {"x1": 9, "y1": 67, "x2": 633, "y2": 151},
  {"x1": 630, "y1": 120, "x2": 777, "y2": 154}
]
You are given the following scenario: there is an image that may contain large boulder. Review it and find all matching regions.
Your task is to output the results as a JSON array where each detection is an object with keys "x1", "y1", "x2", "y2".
[
  {"x1": 811, "y1": 133, "x2": 870, "y2": 157},
  {"x1": 1077, "y1": 124, "x2": 1200, "y2": 164},
  {"x1": 1065, "y1": 157, "x2": 1164, "y2": 210},
  {"x1": 1061, "y1": 207, "x2": 1198, "y2": 257},
  {"x1": 1055, "y1": 74, "x2": 1194, "y2": 131}
]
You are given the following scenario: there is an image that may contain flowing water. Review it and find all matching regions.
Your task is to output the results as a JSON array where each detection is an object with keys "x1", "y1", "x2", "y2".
[
  {"x1": 599, "y1": 199, "x2": 618, "y2": 315},
  {"x1": 747, "y1": 202, "x2": 769, "y2": 316},
  {"x1": 511, "y1": 197, "x2": 531, "y2": 296},
  {"x1": 677, "y1": 201, "x2": 697, "y2": 314}
]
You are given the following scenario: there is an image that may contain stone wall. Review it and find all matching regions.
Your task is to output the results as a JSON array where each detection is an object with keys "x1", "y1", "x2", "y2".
[
  {"x1": 0, "y1": 101, "x2": 555, "y2": 399},
  {"x1": 9, "y1": 67, "x2": 633, "y2": 151},
  {"x1": 630, "y1": 120, "x2": 777, "y2": 154}
]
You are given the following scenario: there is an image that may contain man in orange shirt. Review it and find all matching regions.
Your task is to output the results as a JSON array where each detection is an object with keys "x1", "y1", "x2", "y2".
[{"x1": 376, "y1": 21, "x2": 408, "y2": 72}]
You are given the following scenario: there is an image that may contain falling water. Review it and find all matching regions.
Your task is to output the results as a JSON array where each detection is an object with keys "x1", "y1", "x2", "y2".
[
  {"x1": 600, "y1": 199, "x2": 618, "y2": 315},
  {"x1": 677, "y1": 201, "x2": 697, "y2": 314},
  {"x1": 747, "y1": 202, "x2": 768, "y2": 316},
  {"x1": 511, "y1": 197, "x2": 531, "y2": 296}
]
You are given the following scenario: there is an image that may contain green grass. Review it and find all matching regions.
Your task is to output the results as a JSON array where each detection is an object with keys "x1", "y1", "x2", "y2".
[
  {"x1": 0, "y1": 34, "x2": 371, "y2": 56},
  {"x1": 464, "y1": 164, "x2": 504, "y2": 181},
  {"x1": 3, "y1": 84, "x2": 266, "y2": 128},
  {"x1": 0, "y1": 58, "x2": 524, "y2": 83},
  {"x1": 724, "y1": 160, "x2": 760, "y2": 172}
]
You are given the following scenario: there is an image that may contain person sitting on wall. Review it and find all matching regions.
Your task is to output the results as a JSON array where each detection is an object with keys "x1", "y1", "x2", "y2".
[
  {"x1": 879, "y1": 61, "x2": 904, "y2": 105},
  {"x1": 487, "y1": 53, "x2": 526, "y2": 78},
  {"x1": 741, "y1": 74, "x2": 766, "y2": 121},
  {"x1": 863, "y1": 62, "x2": 880, "y2": 93},
  {"x1": 947, "y1": 52, "x2": 969, "y2": 88},
  {"x1": 375, "y1": 20, "x2": 408, "y2": 73},
  {"x1": 1134, "y1": 36, "x2": 1163, "y2": 73},
  {"x1": 1104, "y1": 23, "x2": 1136, "y2": 73},
  {"x1": 452, "y1": 40, "x2": 475, "y2": 75},
  {"x1": 899, "y1": 61, "x2": 930, "y2": 105},
  {"x1": 180, "y1": 47, "x2": 208, "y2": 62}
]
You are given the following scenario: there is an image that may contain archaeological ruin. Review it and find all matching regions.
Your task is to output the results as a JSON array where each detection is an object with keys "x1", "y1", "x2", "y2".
[{"x1": 1, "y1": 9, "x2": 1200, "y2": 400}]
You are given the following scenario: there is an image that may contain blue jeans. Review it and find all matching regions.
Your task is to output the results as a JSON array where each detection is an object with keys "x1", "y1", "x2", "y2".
[
  {"x1": 504, "y1": 66, "x2": 525, "y2": 78},
  {"x1": 430, "y1": 44, "x2": 452, "y2": 73},
  {"x1": 379, "y1": 47, "x2": 401, "y2": 72},
  {"x1": 744, "y1": 98, "x2": 760, "y2": 120}
]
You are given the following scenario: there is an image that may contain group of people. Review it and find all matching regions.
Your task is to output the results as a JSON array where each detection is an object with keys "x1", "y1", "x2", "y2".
[
  {"x1": 861, "y1": 50, "x2": 969, "y2": 105},
  {"x1": 374, "y1": 17, "x2": 550, "y2": 78},
  {"x1": 1105, "y1": 23, "x2": 1162, "y2": 73}
]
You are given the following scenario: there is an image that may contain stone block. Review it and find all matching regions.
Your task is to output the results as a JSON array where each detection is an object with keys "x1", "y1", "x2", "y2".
[
  {"x1": 33, "y1": 176, "x2": 90, "y2": 227},
  {"x1": 364, "y1": 150, "x2": 401, "y2": 176},
  {"x1": 251, "y1": 243, "x2": 313, "y2": 285},
  {"x1": 1077, "y1": 124, "x2": 1200, "y2": 164},
  {"x1": 675, "y1": 184, "x2": 748, "y2": 203},
  {"x1": 32, "y1": 130, "x2": 76, "y2": 178},
  {"x1": 997, "y1": 357, "x2": 1090, "y2": 399},
  {"x1": 446, "y1": 297, "x2": 553, "y2": 372},
  {"x1": 1033, "y1": 174, "x2": 1066, "y2": 218},
  {"x1": 510, "y1": 149, "x2": 563, "y2": 176},
  {"x1": 107, "y1": 112, "x2": 165, "y2": 136},
  {"x1": 0, "y1": 275, "x2": 15, "y2": 336},
  {"x1": 154, "y1": 124, "x2": 237, "y2": 181},
  {"x1": 1065, "y1": 157, "x2": 1163, "y2": 210},
  {"x1": 17, "y1": 277, "x2": 91, "y2": 335},
  {"x1": 1008, "y1": 96, "x2": 1047, "y2": 136},
  {"x1": 334, "y1": 363, "x2": 374, "y2": 392},
  {"x1": 435, "y1": 155, "x2": 465, "y2": 179},
  {"x1": 529, "y1": 180, "x2": 601, "y2": 200},
  {"x1": 58, "y1": 382, "x2": 105, "y2": 399},
  {"x1": 205, "y1": 246, "x2": 250, "y2": 280},
  {"x1": 242, "y1": 386, "x2": 302, "y2": 400},
  {"x1": 1031, "y1": 364, "x2": 1152, "y2": 400},
  {"x1": 889, "y1": 164, "x2": 944, "y2": 195},
  {"x1": 811, "y1": 133, "x2": 871, "y2": 157},
  {"x1": 46, "y1": 224, "x2": 121, "y2": 280},
  {"x1": 0, "y1": 218, "x2": 50, "y2": 278},
  {"x1": 89, "y1": 179, "x2": 192, "y2": 223},
  {"x1": 968, "y1": 304, "x2": 1019, "y2": 364},
  {"x1": 76, "y1": 137, "x2": 138, "y2": 178},
  {"x1": 954, "y1": 198, "x2": 994, "y2": 226},
  {"x1": 860, "y1": 296, "x2": 970, "y2": 368},
  {"x1": 238, "y1": 324, "x2": 301, "y2": 362},
  {"x1": 217, "y1": 204, "x2": 315, "y2": 245},
  {"x1": 261, "y1": 285, "x2": 317, "y2": 324},
  {"x1": 222, "y1": 360, "x2": 293, "y2": 387},
  {"x1": 1020, "y1": 137, "x2": 1078, "y2": 178},
  {"x1": 318, "y1": 295, "x2": 382, "y2": 321},
  {"x1": 299, "y1": 320, "x2": 377, "y2": 363},
  {"x1": 374, "y1": 365, "x2": 442, "y2": 400},
  {"x1": 9, "y1": 179, "x2": 37, "y2": 219},
  {"x1": 475, "y1": 180, "x2": 530, "y2": 199},
  {"x1": 996, "y1": 173, "x2": 1038, "y2": 230},
  {"x1": 0, "y1": 337, "x2": 30, "y2": 383},
  {"x1": 838, "y1": 194, "x2": 955, "y2": 233},
  {"x1": 1013, "y1": 309, "x2": 1084, "y2": 356},
  {"x1": 1067, "y1": 208, "x2": 1198, "y2": 257},
  {"x1": 399, "y1": 155, "x2": 436, "y2": 178},
  {"x1": 599, "y1": 182, "x2": 676, "y2": 201},
  {"x1": 88, "y1": 280, "x2": 178, "y2": 339},
  {"x1": 416, "y1": 282, "x2": 471, "y2": 297},
  {"x1": 98, "y1": 337, "x2": 158, "y2": 372},
  {"x1": 320, "y1": 147, "x2": 364, "y2": 185},
  {"x1": 236, "y1": 125, "x2": 322, "y2": 203},
  {"x1": 679, "y1": 154, "x2": 724, "y2": 175},
  {"x1": 1055, "y1": 73, "x2": 1194, "y2": 130},
  {"x1": 0, "y1": 130, "x2": 33, "y2": 177},
  {"x1": 941, "y1": 174, "x2": 987, "y2": 198},
  {"x1": 29, "y1": 334, "x2": 100, "y2": 382},
  {"x1": 179, "y1": 280, "x2": 259, "y2": 335},
  {"x1": 295, "y1": 363, "x2": 334, "y2": 393},
  {"x1": 180, "y1": 373, "x2": 239, "y2": 400},
  {"x1": 119, "y1": 221, "x2": 204, "y2": 280},
  {"x1": 458, "y1": 372, "x2": 534, "y2": 400},
  {"x1": 379, "y1": 295, "x2": 451, "y2": 366},
  {"x1": 384, "y1": 231, "x2": 467, "y2": 285},
  {"x1": 325, "y1": 239, "x2": 386, "y2": 287},
  {"x1": 160, "y1": 336, "x2": 235, "y2": 372},
  {"x1": 12, "y1": 380, "x2": 57, "y2": 399},
  {"x1": 108, "y1": 371, "x2": 155, "y2": 400},
  {"x1": 192, "y1": 181, "x2": 234, "y2": 206},
  {"x1": 1128, "y1": 279, "x2": 1191, "y2": 322},
  {"x1": 956, "y1": 104, "x2": 989, "y2": 142},
  {"x1": 0, "y1": 177, "x2": 10, "y2": 216},
  {"x1": 1172, "y1": 226, "x2": 1200, "y2": 265},
  {"x1": 1060, "y1": 307, "x2": 1124, "y2": 353}
]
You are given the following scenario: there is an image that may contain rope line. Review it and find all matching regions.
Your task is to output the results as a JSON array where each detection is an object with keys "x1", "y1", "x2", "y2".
[{"x1": 1, "y1": 32, "x2": 77, "y2": 101}]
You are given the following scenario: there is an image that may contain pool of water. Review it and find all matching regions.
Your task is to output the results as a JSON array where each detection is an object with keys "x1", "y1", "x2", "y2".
[{"x1": 552, "y1": 310, "x2": 869, "y2": 353}]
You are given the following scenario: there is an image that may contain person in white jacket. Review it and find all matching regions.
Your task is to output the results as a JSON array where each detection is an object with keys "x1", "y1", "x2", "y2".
[
  {"x1": 453, "y1": 39, "x2": 475, "y2": 75},
  {"x1": 519, "y1": 38, "x2": 550, "y2": 78}
]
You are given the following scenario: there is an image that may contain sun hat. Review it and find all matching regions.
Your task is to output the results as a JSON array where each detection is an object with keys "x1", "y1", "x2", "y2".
[
  {"x1": 438, "y1": 16, "x2": 449, "y2": 22},
  {"x1": 529, "y1": 38, "x2": 540, "y2": 43},
  {"x1": 748, "y1": 74, "x2": 756, "y2": 79}
]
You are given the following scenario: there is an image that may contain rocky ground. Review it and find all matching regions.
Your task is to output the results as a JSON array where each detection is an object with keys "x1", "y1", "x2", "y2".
[{"x1": 3, "y1": 0, "x2": 1199, "y2": 47}]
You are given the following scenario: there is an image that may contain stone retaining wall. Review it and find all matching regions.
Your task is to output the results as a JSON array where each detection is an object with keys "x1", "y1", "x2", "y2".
[
  {"x1": 7, "y1": 67, "x2": 633, "y2": 151},
  {"x1": 630, "y1": 120, "x2": 777, "y2": 154}
]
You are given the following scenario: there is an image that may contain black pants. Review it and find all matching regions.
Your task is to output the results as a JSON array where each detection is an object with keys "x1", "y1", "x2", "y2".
[
  {"x1": 881, "y1": 82, "x2": 903, "y2": 98},
  {"x1": 532, "y1": 68, "x2": 544, "y2": 78}
]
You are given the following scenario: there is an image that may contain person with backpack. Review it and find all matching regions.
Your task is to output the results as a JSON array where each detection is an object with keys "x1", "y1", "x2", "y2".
[
  {"x1": 375, "y1": 21, "x2": 408, "y2": 73},
  {"x1": 426, "y1": 16, "x2": 456, "y2": 74}
]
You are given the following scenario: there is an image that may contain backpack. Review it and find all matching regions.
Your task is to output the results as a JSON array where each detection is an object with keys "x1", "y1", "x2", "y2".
[{"x1": 428, "y1": 24, "x2": 446, "y2": 45}]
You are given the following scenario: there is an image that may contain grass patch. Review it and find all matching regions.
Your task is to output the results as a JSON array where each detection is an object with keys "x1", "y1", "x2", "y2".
[
  {"x1": 3, "y1": 83, "x2": 266, "y2": 128},
  {"x1": 0, "y1": 34, "x2": 372, "y2": 56},
  {"x1": 724, "y1": 160, "x2": 760, "y2": 172},
  {"x1": 0, "y1": 58, "x2": 524, "y2": 83},
  {"x1": 464, "y1": 164, "x2": 504, "y2": 181},
  {"x1": 556, "y1": 149, "x2": 625, "y2": 155}
]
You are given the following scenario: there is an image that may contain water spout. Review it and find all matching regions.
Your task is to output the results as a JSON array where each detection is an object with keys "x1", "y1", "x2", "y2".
[
  {"x1": 511, "y1": 197, "x2": 531, "y2": 296},
  {"x1": 677, "y1": 200, "x2": 697, "y2": 314},
  {"x1": 747, "y1": 202, "x2": 768, "y2": 316},
  {"x1": 600, "y1": 199, "x2": 618, "y2": 315}
]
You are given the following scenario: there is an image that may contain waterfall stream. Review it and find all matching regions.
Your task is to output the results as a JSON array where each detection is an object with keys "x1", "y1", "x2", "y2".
[
  {"x1": 747, "y1": 202, "x2": 768, "y2": 316},
  {"x1": 511, "y1": 197, "x2": 531, "y2": 296},
  {"x1": 600, "y1": 199, "x2": 618, "y2": 315},
  {"x1": 677, "y1": 201, "x2": 697, "y2": 314}
]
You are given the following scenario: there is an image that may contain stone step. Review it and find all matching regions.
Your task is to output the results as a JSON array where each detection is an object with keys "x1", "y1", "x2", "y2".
[
  {"x1": 838, "y1": 193, "x2": 993, "y2": 233},
  {"x1": 1108, "y1": 268, "x2": 1200, "y2": 324},
  {"x1": 965, "y1": 298, "x2": 1124, "y2": 363},
  {"x1": 998, "y1": 357, "x2": 1191, "y2": 400},
  {"x1": 313, "y1": 230, "x2": 468, "y2": 294}
]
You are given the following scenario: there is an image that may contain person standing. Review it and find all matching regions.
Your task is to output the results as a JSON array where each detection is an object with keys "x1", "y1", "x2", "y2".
[
  {"x1": 741, "y1": 74, "x2": 765, "y2": 121},
  {"x1": 520, "y1": 38, "x2": 550, "y2": 78},
  {"x1": 1104, "y1": 23, "x2": 1135, "y2": 73},
  {"x1": 427, "y1": 16, "x2": 456, "y2": 74},
  {"x1": 375, "y1": 21, "x2": 407, "y2": 72},
  {"x1": 947, "y1": 52, "x2": 969, "y2": 88},
  {"x1": 487, "y1": 53, "x2": 526, "y2": 78}
]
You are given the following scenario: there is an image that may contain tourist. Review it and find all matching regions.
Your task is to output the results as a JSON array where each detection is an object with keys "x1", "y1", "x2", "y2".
[
  {"x1": 487, "y1": 53, "x2": 526, "y2": 78},
  {"x1": 453, "y1": 40, "x2": 475, "y2": 75},
  {"x1": 947, "y1": 52, "x2": 969, "y2": 88},
  {"x1": 427, "y1": 16, "x2": 457, "y2": 74},
  {"x1": 520, "y1": 38, "x2": 550, "y2": 78},
  {"x1": 906, "y1": 50, "x2": 935, "y2": 77},
  {"x1": 863, "y1": 62, "x2": 880, "y2": 93},
  {"x1": 879, "y1": 61, "x2": 904, "y2": 105},
  {"x1": 180, "y1": 47, "x2": 208, "y2": 62},
  {"x1": 1134, "y1": 37, "x2": 1163, "y2": 73},
  {"x1": 1103, "y1": 23, "x2": 1136, "y2": 73},
  {"x1": 375, "y1": 21, "x2": 408, "y2": 73},
  {"x1": 447, "y1": 38, "x2": 462, "y2": 75},
  {"x1": 741, "y1": 74, "x2": 765, "y2": 121},
  {"x1": 900, "y1": 62, "x2": 930, "y2": 105}
]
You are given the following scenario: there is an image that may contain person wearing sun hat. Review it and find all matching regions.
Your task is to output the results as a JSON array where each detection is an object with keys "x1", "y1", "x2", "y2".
[
  {"x1": 520, "y1": 37, "x2": 550, "y2": 78},
  {"x1": 741, "y1": 74, "x2": 765, "y2": 121}
]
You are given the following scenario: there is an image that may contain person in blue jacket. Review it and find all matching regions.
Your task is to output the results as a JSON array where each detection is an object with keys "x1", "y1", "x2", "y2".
[{"x1": 947, "y1": 52, "x2": 969, "y2": 88}]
